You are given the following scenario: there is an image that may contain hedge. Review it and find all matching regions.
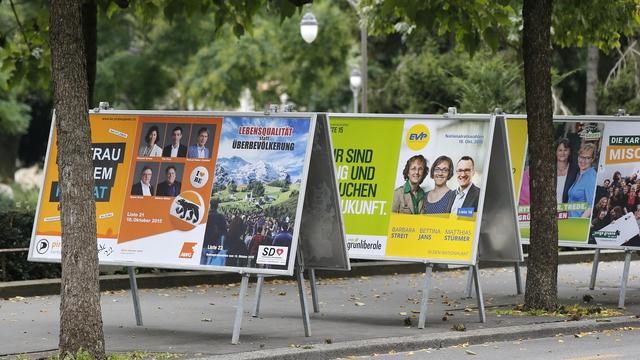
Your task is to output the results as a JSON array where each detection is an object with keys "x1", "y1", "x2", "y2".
[{"x1": 0, "y1": 210, "x2": 61, "y2": 281}]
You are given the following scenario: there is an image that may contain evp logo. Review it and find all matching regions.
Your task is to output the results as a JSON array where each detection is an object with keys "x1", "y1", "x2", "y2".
[
  {"x1": 409, "y1": 133, "x2": 428, "y2": 141},
  {"x1": 256, "y1": 245, "x2": 288, "y2": 265},
  {"x1": 406, "y1": 124, "x2": 430, "y2": 150}
]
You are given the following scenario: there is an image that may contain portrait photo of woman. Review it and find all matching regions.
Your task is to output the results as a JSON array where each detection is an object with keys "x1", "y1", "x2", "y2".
[{"x1": 391, "y1": 154, "x2": 428, "y2": 214}]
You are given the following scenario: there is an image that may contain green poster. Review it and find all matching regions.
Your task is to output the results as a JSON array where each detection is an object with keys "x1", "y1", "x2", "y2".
[{"x1": 330, "y1": 117, "x2": 403, "y2": 235}]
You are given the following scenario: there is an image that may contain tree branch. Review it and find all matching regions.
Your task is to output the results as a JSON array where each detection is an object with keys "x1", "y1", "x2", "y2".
[{"x1": 9, "y1": 0, "x2": 32, "y2": 53}]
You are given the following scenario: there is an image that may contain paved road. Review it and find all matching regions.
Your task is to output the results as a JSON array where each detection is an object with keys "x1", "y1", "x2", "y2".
[
  {"x1": 344, "y1": 327, "x2": 640, "y2": 360},
  {"x1": 2, "y1": 260, "x2": 640, "y2": 358}
]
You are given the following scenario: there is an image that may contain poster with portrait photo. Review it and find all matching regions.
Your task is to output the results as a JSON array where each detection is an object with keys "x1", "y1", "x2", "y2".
[
  {"x1": 155, "y1": 163, "x2": 185, "y2": 197},
  {"x1": 137, "y1": 123, "x2": 167, "y2": 158},
  {"x1": 517, "y1": 121, "x2": 605, "y2": 244},
  {"x1": 162, "y1": 123, "x2": 191, "y2": 158},
  {"x1": 130, "y1": 161, "x2": 160, "y2": 197},
  {"x1": 589, "y1": 121, "x2": 640, "y2": 248},
  {"x1": 186, "y1": 124, "x2": 216, "y2": 159}
]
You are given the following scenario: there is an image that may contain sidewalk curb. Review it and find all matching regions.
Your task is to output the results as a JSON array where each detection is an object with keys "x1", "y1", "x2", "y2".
[
  {"x1": 1, "y1": 250, "x2": 636, "y2": 298},
  {"x1": 199, "y1": 316, "x2": 640, "y2": 360}
]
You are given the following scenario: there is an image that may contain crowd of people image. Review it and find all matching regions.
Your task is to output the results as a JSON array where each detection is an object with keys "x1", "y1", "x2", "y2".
[
  {"x1": 590, "y1": 170, "x2": 640, "y2": 234},
  {"x1": 200, "y1": 199, "x2": 293, "y2": 268},
  {"x1": 391, "y1": 154, "x2": 480, "y2": 215}
]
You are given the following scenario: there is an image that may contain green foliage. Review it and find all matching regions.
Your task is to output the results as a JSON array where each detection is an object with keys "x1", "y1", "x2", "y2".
[
  {"x1": 457, "y1": 51, "x2": 525, "y2": 113},
  {"x1": 597, "y1": 62, "x2": 640, "y2": 115},
  {"x1": 0, "y1": 210, "x2": 62, "y2": 282},
  {"x1": 246, "y1": 180, "x2": 265, "y2": 197},
  {"x1": 553, "y1": 0, "x2": 640, "y2": 50},
  {"x1": 363, "y1": 0, "x2": 517, "y2": 55}
]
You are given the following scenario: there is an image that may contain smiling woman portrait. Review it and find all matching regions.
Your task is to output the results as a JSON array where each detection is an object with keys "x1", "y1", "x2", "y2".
[
  {"x1": 424, "y1": 155, "x2": 455, "y2": 214},
  {"x1": 391, "y1": 154, "x2": 429, "y2": 214}
]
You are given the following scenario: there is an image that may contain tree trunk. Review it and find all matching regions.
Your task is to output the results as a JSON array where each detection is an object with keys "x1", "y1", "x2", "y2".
[
  {"x1": 522, "y1": 0, "x2": 558, "y2": 311},
  {"x1": 50, "y1": 1, "x2": 105, "y2": 358},
  {"x1": 585, "y1": 45, "x2": 599, "y2": 115},
  {"x1": 82, "y1": 0, "x2": 97, "y2": 107}
]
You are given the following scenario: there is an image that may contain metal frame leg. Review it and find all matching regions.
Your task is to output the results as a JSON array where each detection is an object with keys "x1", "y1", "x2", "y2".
[
  {"x1": 618, "y1": 250, "x2": 633, "y2": 309},
  {"x1": 309, "y1": 269, "x2": 320, "y2": 313},
  {"x1": 472, "y1": 265, "x2": 486, "y2": 323},
  {"x1": 296, "y1": 266, "x2": 312, "y2": 336},
  {"x1": 252, "y1": 274, "x2": 264, "y2": 317},
  {"x1": 589, "y1": 249, "x2": 601, "y2": 290},
  {"x1": 465, "y1": 266, "x2": 474, "y2": 298},
  {"x1": 515, "y1": 262, "x2": 523, "y2": 295},
  {"x1": 231, "y1": 273, "x2": 250, "y2": 344},
  {"x1": 418, "y1": 264, "x2": 433, "y2": 329},
  {"x1": 127, "y1": 266, "x2": 143, "y2": 326}
]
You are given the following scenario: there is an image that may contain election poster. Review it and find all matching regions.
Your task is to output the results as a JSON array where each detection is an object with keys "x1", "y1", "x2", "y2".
[
  {"x1": 509, "y1": 117, "x2": 640, "y2": 250},
  {"x1": 30, "y1": 112, "x2": 315, "y2": 275},
  {"x1": 329, "y1": 115, "x2": 492, "y2": 264},
  {"x1": 588, "y1": 122, "x2": 640, "y2": 248},
  {"x1": 517, "y1": 121, "x2": 605, "y2": 243}
]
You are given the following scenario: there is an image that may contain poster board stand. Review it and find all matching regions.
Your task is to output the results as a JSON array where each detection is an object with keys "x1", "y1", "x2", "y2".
[
  {"x1": 509, "y1": 111, "x2": 640, "y2": 309},
  {"x1": 324, "y1": 112, "x2": 521, "y2": 325},
  {"x1": 29, "y1": 108, "x2": 349, "y2": 345}
]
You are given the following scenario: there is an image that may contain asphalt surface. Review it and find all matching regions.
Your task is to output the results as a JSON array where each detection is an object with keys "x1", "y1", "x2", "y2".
[
  {"x1": 2, "y1": 260, "x2": 640, "y2": 359},
  {"x1": 341, "y1": 327, "x2": 640, "y2": 360}
]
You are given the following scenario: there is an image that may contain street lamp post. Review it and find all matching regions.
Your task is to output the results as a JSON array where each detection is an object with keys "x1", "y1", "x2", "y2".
[
  {"x1": 348, "y1": 0, "x2": 367, "y2": 113},
  {"x1": 350, "y1": 68, "x2": 362, "y2": 113}
]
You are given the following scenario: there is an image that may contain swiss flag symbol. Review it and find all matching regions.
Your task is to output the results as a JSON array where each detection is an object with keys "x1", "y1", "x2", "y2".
[{"x1": 276, "y1": 248, "x2": 284, "y2": 256}]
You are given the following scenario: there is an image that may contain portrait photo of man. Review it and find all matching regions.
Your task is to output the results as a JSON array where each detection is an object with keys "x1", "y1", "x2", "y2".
[
  {"x1": 162, "y1": 125, "x2": 187, "y2": 158},
  {"x1": 448, "y1": 156, "x2": 481, "y2": 214},
  {"x1": 187, "y1": 127, "x2": 211, "y2": 159},
  {"x1": 155, "y1": 165, "x2": 182, "y2": 197},
  {"x1": 131, "y1": 165, "x2": 155, "y2": 196}
]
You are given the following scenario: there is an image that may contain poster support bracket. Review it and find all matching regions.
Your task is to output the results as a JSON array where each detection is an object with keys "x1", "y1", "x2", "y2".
[
  {"x1": 231, "y1": 272, "x2": 250, "y2": 344},
  {"x1": 472, "y1": 265, "x2": 486, "y2": 322},
  {"x1": 589, "y1": 249, "x2": 601, "y2": 290},
  {"x1": 417, "y1": 264, "x2": 433, "y2": 329},
  {"x1": 251, "y1": 274, "x2": 264, "y2": 318},
  {"x1": 296, "y1": 251, "x2": 312, "y2": 337},
  {"x1": 127, "y1": 266, "x2": 143, "y2": 326},
  {"x1": 514, "y1": 262, "x2": 523, "y2": 295},
  {"x1": 618, "y1": 250, "x2": 634, "y2": 309},
  {"x1": 308, "y1": 269, "x2": 320, "y2": 313}
]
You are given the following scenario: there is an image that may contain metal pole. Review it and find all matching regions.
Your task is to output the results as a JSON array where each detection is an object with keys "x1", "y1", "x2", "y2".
[
  {"x1": 418, "y1": 264, "x2": 433, "y2": 329},
  {"x1": 465, "y1": 266, "x2": 474, "y2": 298},
  {"x1": 589, "y1": 249, "x2": 601, "y2": 290},
  {"x1": 309, "y1": 269, "x2": 320, "y2": 313},
  {"x1": 353, "y1": 90, "x2": 359, "y2": 113},
  {"x1": 252, "y1": 274, "x2": 265, "y2": 317},
  {"x1": 472, "y1": 265, "x2": 486, "y2": 323},
  {"x1": 514, "y1": 262, "x2": 523, "y2": 295},
  {"x1": 618, "y1": 250, "x2": 633, "y2": 309},
  {"x1": 127, "y1": 266, "x2": 143, "y2": 326},
  {"x1": 360, "y1": 18, "x2": 367, "y2": 113},
  {"x1": 232, "y1": 273, "x2": 250, "y2": 344},
  {"x1": 296, "y1": 265, "x2": 312, "y2": 336}
]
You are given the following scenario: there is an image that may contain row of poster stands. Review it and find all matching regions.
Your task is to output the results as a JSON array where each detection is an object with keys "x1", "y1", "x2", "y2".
[{"x1": 27, "y1": 108, "x2": 640, "y2": 343}]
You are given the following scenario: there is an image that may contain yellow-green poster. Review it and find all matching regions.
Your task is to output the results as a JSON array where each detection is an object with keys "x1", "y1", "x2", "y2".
[{"x1": 329, "y1": 116, "x2": 492, "y2": 264}]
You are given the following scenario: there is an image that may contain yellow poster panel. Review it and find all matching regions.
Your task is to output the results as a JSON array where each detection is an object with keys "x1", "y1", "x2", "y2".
[
  {"x1": 35, "y1": 114, "x2": 139, "y2": 238},
  {"x1": 386, "y1": 213, "x2": 477, "y2": 262},
  {"x1": 506, "y1": 118, "x2": 528, "y2": 200}
]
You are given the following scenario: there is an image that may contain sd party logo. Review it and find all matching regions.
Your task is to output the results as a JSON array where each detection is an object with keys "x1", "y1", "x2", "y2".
[{"x1": 256, "y1": 245, "x2": 288, "y2": 265}]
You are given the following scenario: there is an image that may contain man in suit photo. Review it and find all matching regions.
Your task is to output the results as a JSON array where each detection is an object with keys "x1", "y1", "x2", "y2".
[
  {"x1": 448, "y1": 156, "x2": 481, "y2": 214},
  {"x1": 162, "y1": 126, "x2": 187, "y2": 157},
  {"x1": 131, "y1": 166, "x2": 154, "y2": 196},
  {"x1": 155, "y1": 165, "x2": 182, "y2": 197},
  {"x1": 187, "y1": 127, "x2": 210, "y2": 159}
]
